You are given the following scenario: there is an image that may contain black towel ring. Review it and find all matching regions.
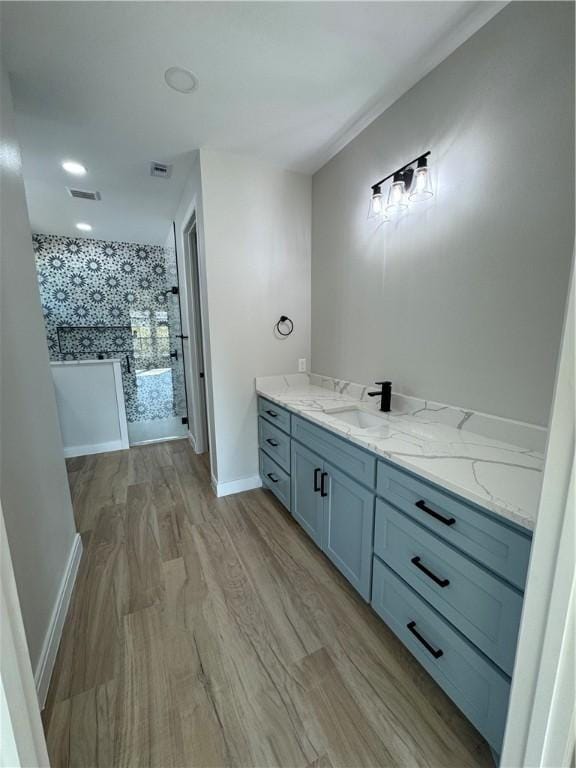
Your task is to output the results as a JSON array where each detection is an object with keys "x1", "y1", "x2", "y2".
[{"x1": 275, "y1": 315, "x2": 294, "y2": 337}]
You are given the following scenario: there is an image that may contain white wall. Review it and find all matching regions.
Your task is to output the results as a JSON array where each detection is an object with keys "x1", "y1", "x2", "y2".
[
  {"x1": 172, "y1": 151, "x2": 219, "y2": 474},
  {"x1": 198, "y1": 149, "x2": 311, "y2": 487},
  {"x1": 0, "y1": 64, "x2": 77, "y2": 673},
  {"x1": 311, "y1": 2, "x2": 574, "y2": 427},
  {"x1": 51, "y1": 360, "x2": 129, "y2": 457}
]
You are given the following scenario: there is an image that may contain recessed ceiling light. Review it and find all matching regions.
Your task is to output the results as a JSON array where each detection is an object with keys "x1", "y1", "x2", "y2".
[
  {"x1": 62, "y1": 160, "x2": 87, "y2": 176},
  {"x1": 164, "y1": 66, "x2": 198, "y2": 94},
  {"x1": 76, "y1": 222, "x2": 92, "y2": 232}
]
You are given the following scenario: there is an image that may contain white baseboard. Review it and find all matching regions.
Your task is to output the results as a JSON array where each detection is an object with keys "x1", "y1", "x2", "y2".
[
  {"x1": 35, "y1": 533, "x2": 83, "y2": 708},
  {"x1": 129, "y1": 435, "x2": 188, "y2": 447},
  {"x1": 63, "y1": 440, "x2": 126, "y2": 458},
  {"x1": 211, "y1": 473, "x2": 262, "y2": 498}
]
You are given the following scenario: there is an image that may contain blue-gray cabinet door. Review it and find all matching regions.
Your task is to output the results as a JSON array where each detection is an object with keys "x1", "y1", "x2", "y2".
[
  {"x1": 322, "y1": 463, "x2": 375, "y2": 601},
  {"x1": 291, "y1": 441, "x2": 324, "y2": 548}
]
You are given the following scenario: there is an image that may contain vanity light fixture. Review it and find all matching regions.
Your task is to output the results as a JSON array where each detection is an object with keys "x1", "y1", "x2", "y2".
[{"x1": 370, "y1": 150, "x2": 433, "y2": 220}]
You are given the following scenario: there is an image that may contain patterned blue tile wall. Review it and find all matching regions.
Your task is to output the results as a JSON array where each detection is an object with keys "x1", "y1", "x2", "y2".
[{"x1": 33, "y1": 233, "x2": 180, "y2": 423}]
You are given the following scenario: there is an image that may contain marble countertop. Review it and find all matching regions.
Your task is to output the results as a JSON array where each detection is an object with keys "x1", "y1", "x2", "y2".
[{"x1": 256, "y1": 375, "x2": 544, "y2": 531}]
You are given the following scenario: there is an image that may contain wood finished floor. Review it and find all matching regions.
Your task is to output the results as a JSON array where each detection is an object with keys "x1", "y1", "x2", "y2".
[{"x1": 43, "y1": 440, "x2": 494, "y2": 768}]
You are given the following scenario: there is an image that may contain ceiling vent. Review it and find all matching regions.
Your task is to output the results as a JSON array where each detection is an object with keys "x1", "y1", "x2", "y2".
[
  {"x1": 67, "y1": 187, "x2": 101, "y2": 201},
  {"x1": 150, "y1": 162, "x2": 172, "y2": 179}
]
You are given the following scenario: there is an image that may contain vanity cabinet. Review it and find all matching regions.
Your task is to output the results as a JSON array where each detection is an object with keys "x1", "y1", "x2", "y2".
[
  {"x1": 257, "y1": 394, "x2": 532, "y2": 753},
  {"x1": 291, "y1": 439, "x2": 374, "y2": 599},
  {"x1": 291, "y1": 440, "x2": 324, "y2": 546},
  {"x1": 322, "y1": 462, "x2": 374, "y2": 600},
  {"x1": 374, "y1": 499, "x2": 523, "y2": 676},
  {"x1": 259, "y1": 397, "x2": 292, "y2": 510}
]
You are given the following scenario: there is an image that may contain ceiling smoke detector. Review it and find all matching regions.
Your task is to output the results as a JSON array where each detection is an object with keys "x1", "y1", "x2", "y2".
[
  {"x1": 150, "y1": 162, "x2": 173, "y2": 179},
  {"x1": 164, "y1": 66, "x2": 198, "y2": 94},
  {"x1": 67, "y1": 188, "x2": 101, "y2": 201}
]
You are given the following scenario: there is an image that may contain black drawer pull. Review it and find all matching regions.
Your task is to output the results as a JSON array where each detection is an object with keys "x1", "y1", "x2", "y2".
[
  {"x1": 320, "y1": 471, "x2": 328, "y2": 498},
  {"x1": 314, "y1": 468, "x2": 321, "y2": 493},
  {"x1": 411, "y1": 556, "x2": 450, "y2": 588},
  {"x1": 266, "y1": 409, "x2": 278, "y2": 418},
  {"x1": 266, "y1": 438, "x2": 279, "y2": 447},
  {"x1": 415, "y1": 499, "x2": 455, "y2": 526},
  {"x1": 266, "y1": 472, "x2": 279, "y2": 484},
  {"x1": 406, "y1": 621, "x2": 444, "y2": 659}
]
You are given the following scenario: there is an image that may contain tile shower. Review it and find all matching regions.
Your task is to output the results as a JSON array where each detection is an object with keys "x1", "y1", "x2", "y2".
[{"x1": 33, "y1": 233, "x2": 188, "y2": 442}]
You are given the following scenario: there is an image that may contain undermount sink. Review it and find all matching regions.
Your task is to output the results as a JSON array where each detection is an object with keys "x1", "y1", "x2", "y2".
[{"x1": 325, "y1": 407, "x2": 388, "y2": 430}]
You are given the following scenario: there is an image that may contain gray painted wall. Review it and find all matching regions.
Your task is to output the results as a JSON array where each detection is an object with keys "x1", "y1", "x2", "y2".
[
  {"x1": 0, "y1": 64, "x2": 77, "y2": 671},
  {"x1": 311, "y1": 2, "x2": 574, "y2": 427}
]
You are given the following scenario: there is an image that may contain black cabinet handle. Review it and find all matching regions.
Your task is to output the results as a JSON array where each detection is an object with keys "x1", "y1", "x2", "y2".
[
  {"x1": 314, "y1": 468, "x2": 322, "y2": 492},
  {"x1": 411, "y1": 556, "x2": 450, "y2": 588},
  {"x1": 266, "y1": 438, "x2": 279, "y2": 447},
  {"x1": 415, "y1": 499, "x2": 455, "y2": 527},
  {"x1": 406, "y1": 621, "x2": 443, "y2": 659},
  {"x1": 320, "y1": 471, "x2": 328, "y2": 497},
  {"x1": 266, "y1": 409, "x2": 278, "y2": 418},
  {"x1": 266, "y1": 472, "x2": 279, "y2": 484}
]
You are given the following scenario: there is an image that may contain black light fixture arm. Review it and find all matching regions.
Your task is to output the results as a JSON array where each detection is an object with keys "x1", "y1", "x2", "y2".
[{"x1": 371, "y1": 150, "x2": 431, "y2": 192}]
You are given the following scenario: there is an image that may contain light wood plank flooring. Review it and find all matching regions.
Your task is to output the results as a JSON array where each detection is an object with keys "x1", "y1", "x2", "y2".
[{"x1": 43, "y1": 440, "x2": 493, "y2": 768}]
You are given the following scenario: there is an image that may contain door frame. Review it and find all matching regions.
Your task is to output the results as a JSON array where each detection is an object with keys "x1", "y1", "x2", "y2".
[
  {"x1": 176, "y1": 203, "x2": 214, "y2": 462},
  {"x1": 182, "y1": 215, "x2": 209, "y2": 454},
  {"x1": 501, "y1": 266, "x2": 575, "y2": 766},
  {"x1": 1, "y1": 502, "x2": 50, "y2": 767}
]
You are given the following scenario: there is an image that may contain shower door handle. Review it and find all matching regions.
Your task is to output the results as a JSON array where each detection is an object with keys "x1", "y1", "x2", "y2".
[{"x1": 170, "y1": 350, "x2": 179, "y2": 361}]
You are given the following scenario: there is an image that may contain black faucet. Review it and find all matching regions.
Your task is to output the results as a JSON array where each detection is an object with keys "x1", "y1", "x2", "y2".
[{"x1": 368, "y1": 381, "x2": 392, "y2": 412}]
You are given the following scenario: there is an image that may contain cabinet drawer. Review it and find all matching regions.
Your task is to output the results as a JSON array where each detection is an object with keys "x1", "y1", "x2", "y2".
[
  {"x1": 260, "y1": 451, "x2": 291, "y2": 511},
  {"x1": 292, "y1": 415, "x2": 376, "y2": 488},
  {"x1": 371, "y1": 558, "x2": 510, "y2": 752},
  {"x1": 374, "y1": 500, "x2": 522, "y2": 675},
  {"x1": 259, "y1": 417, "x2": 290, "y2": 473},
  {"x1": 377, "y1": 461, "x2": 531, "y2": 590},
  {"x1": 258, "y1": 397, "x2": 291, "y2": 434}
]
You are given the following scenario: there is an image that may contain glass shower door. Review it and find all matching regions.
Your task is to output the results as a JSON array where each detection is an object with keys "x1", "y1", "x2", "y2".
[{"x1": 125, "y1": 226, "x2": 189, "y2": 445}]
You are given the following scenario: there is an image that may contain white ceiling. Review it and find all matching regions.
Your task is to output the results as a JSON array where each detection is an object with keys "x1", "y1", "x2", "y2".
[{"x1": 2, "y1": 1, "x2": 505, "y2": 245}]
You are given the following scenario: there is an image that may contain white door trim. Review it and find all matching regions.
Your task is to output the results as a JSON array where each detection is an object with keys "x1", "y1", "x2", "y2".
[
  {"x1": 182, "y1": 216, "x2": 208, "y2": 455},
  {"x1": 501, "y1": 264, "x2": 575, "y2": 767},
  {"x1": 0, "y1": 502, "x2": 50, "y2": 767}
]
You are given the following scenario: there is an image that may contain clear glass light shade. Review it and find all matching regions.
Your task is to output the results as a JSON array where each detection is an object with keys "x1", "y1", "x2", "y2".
[
  {"x1": 370, "y1": 192, "x2": 383, "y2": 216},
  {"x1": 369, "y1": 189, "x2": 388, "y2": 220},
  {"x1": 409, "y1": 166, "x2": 433, "y2": 202},
  {"x1": 386, "y1": 179, "x2": 408, "y2": 213}
]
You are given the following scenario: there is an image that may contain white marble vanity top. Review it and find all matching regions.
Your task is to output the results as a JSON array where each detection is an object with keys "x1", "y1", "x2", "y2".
[{"x1": 256, "y1": 374, "x2": 546, "y2": 531}]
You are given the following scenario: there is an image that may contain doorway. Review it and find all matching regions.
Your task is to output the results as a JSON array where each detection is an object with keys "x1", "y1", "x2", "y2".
[
  {"x1": 183, "y1": 215, "x2": 209, "y2": 455},
  {"x1": 126, "y1": 224, "x2": 190, "y2": 445}
]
